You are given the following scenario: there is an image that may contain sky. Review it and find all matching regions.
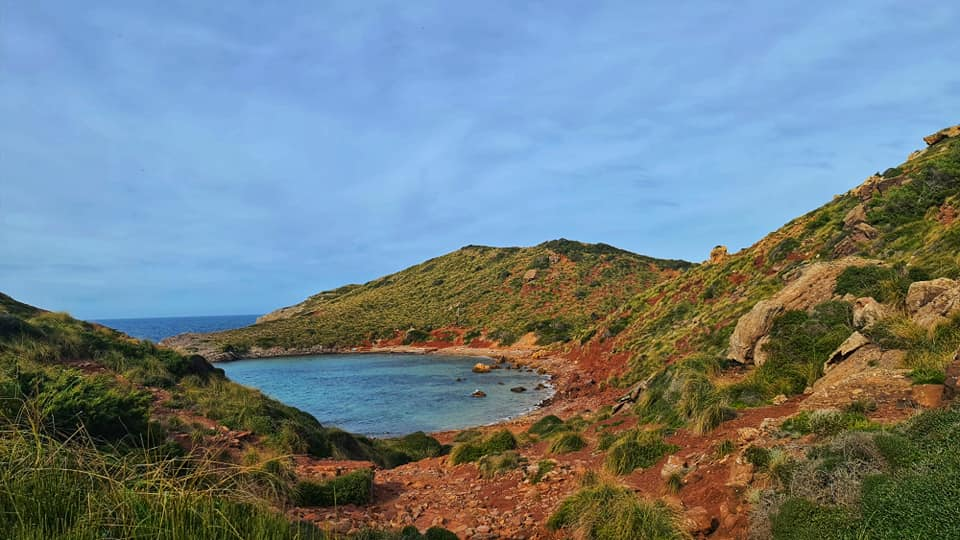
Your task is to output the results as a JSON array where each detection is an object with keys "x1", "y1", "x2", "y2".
[{"x1": 2, "y1": 1, "x2": 959, "y2": 319}]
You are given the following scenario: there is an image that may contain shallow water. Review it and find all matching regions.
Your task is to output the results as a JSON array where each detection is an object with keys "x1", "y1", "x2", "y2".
[{"x1": 220, "y1": 354, "x2": 552, "y2": 437}]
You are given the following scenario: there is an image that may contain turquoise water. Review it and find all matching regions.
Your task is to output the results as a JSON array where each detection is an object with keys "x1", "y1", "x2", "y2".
[{"x1": 220, "y1": 354, "x2": 552, "y2": 437}]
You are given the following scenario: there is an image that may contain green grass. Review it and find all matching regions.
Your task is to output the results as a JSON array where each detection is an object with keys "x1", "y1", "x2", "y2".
[
  {"x1": 604, "y1": 430, "x2": 677, "y2": 475},
  {"x1": 295, "y1": 469, "x2": 374, "y2": 507},
  {"x1": 547, "y1": 478, "x2": 689, "y2": 540},
  {"x1": 448, "y1": 429, "x2": 518, "y2": 465},
  {"x1": 175, "y1": 241, "x2": 692, "y2": 353},
  {"x1": 548, "y1": 432, "x2": 587, "y2": 454},
  {"x1": 477, "y1": 450, "x2": 523, "y2": 479},
  {"x1": 756, "y1": 407, "x2": 960, "y2": 539}
]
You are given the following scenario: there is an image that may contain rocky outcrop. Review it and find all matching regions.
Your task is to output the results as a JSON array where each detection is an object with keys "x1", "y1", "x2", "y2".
[
  {"x1": 727, "y1": 301, "x2": 783, "y2": 364},
  {"x1": 709, "y1": 245, "x2": 729, "y2": 265},
  {"x1": 906, "y1": 278, "x2": 960, "y2": 330},
  {"x1": 852, "y1": 297, "x2": 888, "y2": 330},
  {"x1": 851, "y1": 174, "x2": 909, "y2": 202},
  {"x1": 824, "y1": 332, "x2": 870, "y2": 371},
  {"x1": 727, "y1": 258, "x2": 881, "y2": 364},
  {"x1": 801, "y1": 346, "x2": 911, "y2": 411},
  {"x1": 923, "y1": 125, "x2": 960, "y2": 146}
]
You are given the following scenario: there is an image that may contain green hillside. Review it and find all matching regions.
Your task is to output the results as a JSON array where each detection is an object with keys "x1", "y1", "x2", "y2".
[
  {"x1": 166, "y1": 239, "x2": 692, "y2": 358},
  {"x1": 0, "y1": 293, "x2": 449, "y2": 538}
]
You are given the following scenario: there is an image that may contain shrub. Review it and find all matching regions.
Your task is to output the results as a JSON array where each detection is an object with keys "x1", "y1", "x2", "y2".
[
  {"x1": 768, "y1": 237, "x2": 801, "y2": 263},
  {"x1": 547, "y1": 481, "x2": 688, "y2": 540},
  {"x1": 477, "y1": 451, "x2": 522, "y2": 479},
  {"x1": 528, "y1": 415, "x2": 565, "y2": 437},
  {"x1": 448, "y1": 430, "x2": 517, "y2": 465},
  {"x1": 483, "y1": 429, "x2": 518, "y2": 453},
  {"x1": 744, "y1": 446, "x2": 771, "y2": 469},
  {"x1": 295, "y1": 468, "x2": 374, "y2": 506},
  {"x1": 452, "y1": 429, "x2": 482, "y2": 443},
  {"x1": 833, "y1": 265, "x2": 909, "y2": 305},
  {"x1": 714, "y1": 439, "x2": 736, "y2": 458},
  {"x1": 604, "y1": 431, "x2": 677, "y2": 475},
  {"x1": 448, "y1": 443, "x2": 484, "y2": 465},
  {"x1": 549, "y1": 433, "x2": 587, "y2": 454}
]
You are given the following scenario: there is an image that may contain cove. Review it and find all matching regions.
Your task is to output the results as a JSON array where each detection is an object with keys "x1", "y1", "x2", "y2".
[{"x1": 220, "y1": 353, "x2": 553, "y2": 437}]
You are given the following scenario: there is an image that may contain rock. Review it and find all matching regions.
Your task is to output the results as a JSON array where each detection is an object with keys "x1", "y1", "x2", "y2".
[
  {"x1": 908, "y1": 149, "x2": 926, "y2": 161},
  {"x1": 923, "y1": 125, "x2": 960, "y2": 146},
  {"x1": 852, "y1": 174, "x2": 909, "y2": 202},
  {"x1": 709, "y1": 245, "x2": 729, "y2": 264},
  {"x1": 824, "y1": 332, "x2": 871, "y2": 371},
  {"x1": 910, "y1": 280, "x2": 960, "y2": 330},
  {"x1": 726, "y1": 459, "x2": 754, "y2": 489},
  {"x1": 727, "y1": 300, "x2": 783, "y2": 364},
  {"x1": 472, "y1": 363, "x2": 491, "y2": 373},
  {"x1": 772, "y1": 394, "x2": 788, "y2": 405},
  {"x1": 471, "y1": 389, "x2": 487, "y2": 398},
  {"x1": 736, "y1": 427, "x2": 760, "y2": 443},
  {"x1": 683, "y1": 506, "x2": 717, "y2": 535},
  {"x1": 843, "y1": 204, "x2": 868, "y2": 228},
  {"x1": 853, "y1": 297, "x2": 888, "y2": 330},
  {"x1": 906, "y1": 278, "x2": 957, "y2": 313},
  {"x1": 912, "y1": 384, "x2": 944, "y2": 409},
  {"x1": 727, "y1": 258, "x2": 881, "y2": 364},
  {"x1": 510, "y1": 386, "x2": 526, "y2": 393},
  {"x1": 850, "y1": 221, "x2": 879, "y2": 242},
  {"x1": 522, "y1": 269, "x2": 537, "y2": 281}
]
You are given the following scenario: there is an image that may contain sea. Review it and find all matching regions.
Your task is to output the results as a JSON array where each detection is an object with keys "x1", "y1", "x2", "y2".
[
  {"x1": 93, "y1": 314, "x2": 260, "y2": 342},
  {"x1": 93, "y1": 314, "x2": 550, "y2": 437}
]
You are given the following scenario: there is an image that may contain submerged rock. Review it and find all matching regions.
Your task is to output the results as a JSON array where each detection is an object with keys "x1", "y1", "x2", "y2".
[
  {"x1": 471, "y1": 389, "x2": 487, "y2": 398},
  {"x1": 510, "y1": 386, "x2": 526, "y2": 393}
]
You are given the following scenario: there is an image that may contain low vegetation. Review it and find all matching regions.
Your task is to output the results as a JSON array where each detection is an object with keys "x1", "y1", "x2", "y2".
[
  {"x1": 547, "y1": 475, "x2": 689, "y2": 539},
  {"x1": 604, "y1": 429, "x2": 677, "y2": 475},
  {"x1": 295, "y1": 469, "x2": 374, "y2": 507}
]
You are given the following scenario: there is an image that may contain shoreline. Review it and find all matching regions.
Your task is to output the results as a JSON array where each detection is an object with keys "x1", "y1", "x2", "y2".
[{"x1": 214, "y1": 344, "x2": 564, "y2": 440}]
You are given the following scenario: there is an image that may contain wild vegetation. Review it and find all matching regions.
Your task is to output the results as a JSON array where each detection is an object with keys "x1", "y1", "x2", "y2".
[
  {"x1": 0, "y1": 293, "x2": 453, "y2": 539},
  {"x1": 169, "y1": 239, "x2": 691, "y2": 355}
]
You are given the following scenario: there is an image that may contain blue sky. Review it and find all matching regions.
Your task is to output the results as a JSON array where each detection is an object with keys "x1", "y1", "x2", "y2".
[{"x1": 2, "y1": 1, "x2": 959, "y2": 318}]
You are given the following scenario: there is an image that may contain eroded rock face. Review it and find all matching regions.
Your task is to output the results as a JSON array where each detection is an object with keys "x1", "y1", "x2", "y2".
[
  {"x1": 907, "y1": 279, "x2": 960, "y2": 330},
  {"x1": 727, "y1": 258, "x2": 881, "y2": 364},
  {"x1": 906, "y1": 278, "x2": 957, "y2": 312},
  {"x1": 923, "y1": 125, "x2": 960, "y2": 146}
]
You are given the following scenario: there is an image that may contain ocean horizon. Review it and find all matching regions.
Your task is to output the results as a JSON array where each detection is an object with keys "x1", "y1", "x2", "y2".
[{"x1": 94, "y1": 314, "x2": 260, "y2": 342}]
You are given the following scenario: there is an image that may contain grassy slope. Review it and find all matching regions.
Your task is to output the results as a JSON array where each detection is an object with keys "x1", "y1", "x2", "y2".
[
  {"x1": 171, "y1": 239, "x2": 692, "y2": 355},
  {"x1": 0, "y1": 293, "x2": 456, "y2": 538},
  {"x1": 603, "y1": 134, "x2": 960, "y2": 386}
]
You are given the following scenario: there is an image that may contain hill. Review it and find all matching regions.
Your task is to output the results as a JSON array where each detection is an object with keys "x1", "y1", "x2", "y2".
[
  {"x1": 163, "y1": 239, "x2": 692, "y2": 360},
  {"x1": 0, "y1": 293, "x2": 452, "y2": 538}
]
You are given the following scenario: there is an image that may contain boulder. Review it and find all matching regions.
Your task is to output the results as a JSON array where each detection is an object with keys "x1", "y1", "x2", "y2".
[
  {"x1": 709, "y1": 245, "x2": 729, "y2": 265},
  {"x1": 472, "y1": 363, "x2": 491, "y2": 373},
  {"x1": 727, "y1": 300, "x2": 783, "y2": 364},
  {"x1": 911, "y1": 384, "x2": 944, "y2": 409},
  {"x1": 907, "y1": 278, "x2": 957, "y2": 313},
  {"x1": 843, "y1": 204, "x2": 868, "y2": 228},
  {"x1": 726, "y1": 459, "x2": 754, "y2": 489},
  {"x1": 824, "y1": 332, "x2": 871, "y2": 371},
  {"x1": 471, "y1": 389, "x2": 487, "y2": 398},
  {"x1": 510, "y1": 386, "x2": 526, "y2": 393},
  {"x1": 727, "y1": 258, "x2": 880, "y2": 364},
  {"x1": 853, "y1": 297, "x2": 888, "y2": 330},
  {"x1": 912, "y1": 283, "x2": 960, "y2": 331},
  {"x1": 923, "y1": 125, "x2": 960, "y2": 146},
  {"x1": 522, "y1": 269, "x2": 538, "y2": 281}
]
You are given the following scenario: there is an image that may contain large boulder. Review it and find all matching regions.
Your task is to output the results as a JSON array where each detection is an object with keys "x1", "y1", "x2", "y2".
[
  {"x1": 923, "y1": 125, "x2": 960, "y2": 146},
  {"x1": 709, "y1": 245, "x2": 729, "y2": 264},
  {"x1": 906, "y1": 278, "x2": 957, "y2": 312},
  {"x1": 907, "y1": 279, "x2": 960, "y2": 329},
  {"x1": 727, "y1": 258, "x2": 881, "y2": 364},
  {"x1": 727, "y1": 300, "x2": 783, "y2": 364}
]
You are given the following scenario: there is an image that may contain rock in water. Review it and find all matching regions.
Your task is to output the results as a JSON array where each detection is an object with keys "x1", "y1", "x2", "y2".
[
  {"x1": 510, "y1": 386, "x2": 526, "y2": 393},
  {"x1": 472, "y1": 363, "x2": 491, "y2": 373},
  {"x1": 471, "y1": 389, "x2": 487, "y2": 398}
]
